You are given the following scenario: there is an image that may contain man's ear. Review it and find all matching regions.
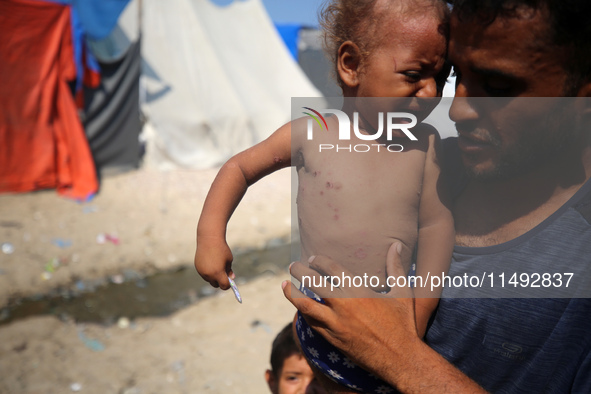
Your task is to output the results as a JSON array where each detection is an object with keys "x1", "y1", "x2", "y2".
[
  {"x1": 337, "y1": 40, "x2": 362, "y2": 88},
  {"x1": 265, "y1": 369, "x2": 278, "y2": 394}
]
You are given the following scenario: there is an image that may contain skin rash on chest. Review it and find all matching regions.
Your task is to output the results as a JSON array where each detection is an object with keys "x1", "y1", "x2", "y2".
[{"x1": 294, "y1": 137, "x2": 427, "y2": 280}]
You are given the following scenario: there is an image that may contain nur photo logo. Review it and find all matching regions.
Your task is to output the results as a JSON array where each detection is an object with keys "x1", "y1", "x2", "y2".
[{"x1": 302, "y1": 107, "x2": 418, "y2": 153}]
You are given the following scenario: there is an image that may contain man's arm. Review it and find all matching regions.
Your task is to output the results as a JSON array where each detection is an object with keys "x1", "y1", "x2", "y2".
[{"x1": 282, "y1": 244, "x2": 486, "y2": 393}]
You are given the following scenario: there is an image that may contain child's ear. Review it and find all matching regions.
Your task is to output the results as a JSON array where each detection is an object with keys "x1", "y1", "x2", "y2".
[
  {"x1": 337, "y1": 41, "x2": 362, "y2": 88},
  {"x1": 265, "y1": 369, "x2": 278, "y2": 394}
]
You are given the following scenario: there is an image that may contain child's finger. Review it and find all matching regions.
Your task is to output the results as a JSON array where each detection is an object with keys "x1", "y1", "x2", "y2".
[{"x1": 217, "y1": 273, "x2": 231, "y2": 290}]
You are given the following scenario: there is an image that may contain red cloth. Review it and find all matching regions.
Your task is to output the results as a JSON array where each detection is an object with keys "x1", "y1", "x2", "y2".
[{"x1": 0, "y1": 0, "x2": 98, "y2": 200}]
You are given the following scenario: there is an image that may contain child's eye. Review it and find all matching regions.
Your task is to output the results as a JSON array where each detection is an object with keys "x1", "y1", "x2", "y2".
[{"x1": 403, "y1": 71, "x2": 422, "y2": 83}]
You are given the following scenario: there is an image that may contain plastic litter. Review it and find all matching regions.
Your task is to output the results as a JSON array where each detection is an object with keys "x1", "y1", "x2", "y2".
[
  {"x1": 96, "y1": 233, "x2": 120, "y2": 245},
  {"x1": 44, "y1": 258, "x2": 61, "y2": 273},
  {"x1": 111, "y1": 274, "x2": 124, "y2": 284},
  {"x1": 82, "y1": 205, "x2": 98, "y2": 214},
  {"x1": 70, "y1": 382, "x2": 82, "y2": 392},
  {"x1": 77, "y1": 328, "x2": 105, "y2": 352},
  {"x1": 1, "y1": 243, "x2": 14, "y2": 254},
  {"x1": 117, "y1": 317, "x2": 130, "y2": 329},
  {"x1": 51, "y1": 238, "x2": 72, "y2": 248}
]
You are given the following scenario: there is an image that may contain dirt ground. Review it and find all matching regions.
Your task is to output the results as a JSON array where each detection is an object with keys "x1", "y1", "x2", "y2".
[{"x1": 0, "y1": 167, "x2": 296, "y2": 394}]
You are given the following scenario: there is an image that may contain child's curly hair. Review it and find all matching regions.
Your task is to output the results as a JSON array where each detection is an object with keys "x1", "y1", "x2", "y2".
[{"x1": 320, "y1": 0, "x2": 450, "y2": 89}]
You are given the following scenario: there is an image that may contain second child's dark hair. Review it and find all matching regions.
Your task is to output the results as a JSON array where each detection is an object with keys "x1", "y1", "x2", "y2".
[{"x1": 270, "y1": 323, "x2": 301, "y2": 376}]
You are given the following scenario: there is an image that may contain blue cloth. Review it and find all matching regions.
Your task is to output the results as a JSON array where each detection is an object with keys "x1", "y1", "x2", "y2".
[
  {"x1": 425, "y1": 172, "x2": 591, "y2": 392},
  {"x1": 40, "y1": 0, "x2": 118, "y2": 89},
  {"x1": 296, "y1": 286, "x2": 398, "y2": 393},
  {"x1": 275, "y1": 23, "x2": 301, "y2": 61}
]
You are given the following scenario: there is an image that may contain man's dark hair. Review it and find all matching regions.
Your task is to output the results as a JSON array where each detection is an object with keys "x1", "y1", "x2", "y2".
[
  {"x1": 447, "y1": 0, "x2": 591, "y2": 95},
  {"x1": 270, "y1": 323, "x2": 301, "y2": 376}
]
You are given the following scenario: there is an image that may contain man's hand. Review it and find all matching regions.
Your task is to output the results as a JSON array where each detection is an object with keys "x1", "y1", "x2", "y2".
[
  {"x1": 282, "y1": 243, "x2": 419, "y2": 381},
  {"x1": 283, "y1": 243, "x2": 488, "y2": 393},
  {"x1": 194, "y1": 235, "x2": 234, "y2": 290}
]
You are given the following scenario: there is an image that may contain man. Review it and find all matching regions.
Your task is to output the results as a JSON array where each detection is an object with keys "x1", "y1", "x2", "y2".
[{"x1": 283, "y1": 0, "x2": 591, "y2": 392}]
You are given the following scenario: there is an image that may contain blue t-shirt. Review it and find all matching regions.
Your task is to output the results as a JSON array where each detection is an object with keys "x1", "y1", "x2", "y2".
[{"x1": 425, "y1": 140, "x2": 591, "y2": 393}]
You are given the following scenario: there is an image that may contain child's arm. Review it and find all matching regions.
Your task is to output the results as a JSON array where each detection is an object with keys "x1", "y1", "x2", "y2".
[
  {"x1": 195, "y1": 121, "x2": 294, "y2": 290},
  {"x1": 414, "y1": 129, "x2": 455, "y2": 338}
]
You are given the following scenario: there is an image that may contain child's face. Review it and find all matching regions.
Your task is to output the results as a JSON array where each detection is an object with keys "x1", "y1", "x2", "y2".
[
  {"x1": 265, "y1": 353, "x2": 325, "y2": 394},
  {"x1": 356, "y1": 14, "x2": 448, "y2": 101}
]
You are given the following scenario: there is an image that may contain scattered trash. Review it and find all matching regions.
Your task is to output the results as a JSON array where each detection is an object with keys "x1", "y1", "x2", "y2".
[
  {"x1": 70, "y1": 382, "x2": 82, "y2": 392},
  {"x1": 44, "y1": 258, "x2": 61, "y2": 273},
  {"x1": 41, "y1": 272, "x2": 52, "y2": 281},
  {"x1": 51, "y1": 238, "x2": 72, "y2": 249},
  {"x1": 77, "y1": 328, "x2": 105, "y2": 352},
  {"x1": 75, "y1": 280, "x2": 86, "y2": 291},
  {"x1": 1, "y1": 243, "x2": 14, "y2": 254},
  {"x1": 117, "y1": 317, "x2": 130, "y2": 329},
  {"x1": 96, "y1": 233, "x2": 120, "y2": 245},
  {"x1": 82, "y1": 205, "x2": 98, "y2": 214},
  {"x1": 250, "y1": 319, "x2": 272, "y2": 333},
  {"x1": 111, "y1": 274, "x2": 124, "y2": 284}
]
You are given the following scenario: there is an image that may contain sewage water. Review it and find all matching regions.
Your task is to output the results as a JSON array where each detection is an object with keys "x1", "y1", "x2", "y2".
[{"x1": 1, "y1": 244, "x2": 296, "y2": 327}]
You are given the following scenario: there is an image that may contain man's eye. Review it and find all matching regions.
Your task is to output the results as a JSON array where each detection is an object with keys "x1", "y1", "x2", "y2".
[{"x1": 483, "y1": 78, "x2": 512, "y2": 96}]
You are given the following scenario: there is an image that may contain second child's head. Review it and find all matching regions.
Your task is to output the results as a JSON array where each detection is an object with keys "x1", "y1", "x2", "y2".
[
  {"x1": 265, "y1": 323, "x2": 326, "y2": 394},
  {"x1": 321, "y1": 0, "x2": 450, "y2": 99}
]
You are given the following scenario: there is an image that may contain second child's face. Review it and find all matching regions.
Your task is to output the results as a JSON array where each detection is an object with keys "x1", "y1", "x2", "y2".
[
  {"x1": 357, "y1": 14, "x2": 448, "y2": 101},
  {"x1": 272, "y1": 354, "x2": 326, "y2": 394}
]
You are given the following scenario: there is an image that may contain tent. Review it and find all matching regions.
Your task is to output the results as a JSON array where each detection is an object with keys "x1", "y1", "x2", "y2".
[
  {"x1": 0, "y1": 0, "x2": 322, "y2": 197},
  {"x1": 139, "y1": 0, "x2": 322, "y2": 169}
]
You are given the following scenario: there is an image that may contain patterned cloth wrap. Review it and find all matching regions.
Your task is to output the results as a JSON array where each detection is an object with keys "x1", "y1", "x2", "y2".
[{"x1": 296, "y1": 286, "x2": 398, "y2": 394}]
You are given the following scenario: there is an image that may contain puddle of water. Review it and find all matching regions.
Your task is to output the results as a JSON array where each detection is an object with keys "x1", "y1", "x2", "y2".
[{"x1": 1, "y1": 244, "x2": 297, "y2": 327}]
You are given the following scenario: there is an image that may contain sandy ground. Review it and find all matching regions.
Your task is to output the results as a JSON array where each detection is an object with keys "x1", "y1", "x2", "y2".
[{"x1": 0, "y1": 167, "x2": 297, "y2": 393}]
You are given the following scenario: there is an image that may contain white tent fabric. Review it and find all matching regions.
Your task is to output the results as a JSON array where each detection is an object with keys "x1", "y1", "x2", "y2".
[{"x1": 140, "y1": 0, "x2": 323, "y2": 169}]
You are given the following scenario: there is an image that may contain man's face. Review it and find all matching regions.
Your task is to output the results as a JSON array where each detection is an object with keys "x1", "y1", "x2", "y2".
[
  {"x1": 265, "y1": 354, "x2": 325, "y2": 394},
  {"x1": 448, "y1": 7, "x2": 580, "y2": 180}
]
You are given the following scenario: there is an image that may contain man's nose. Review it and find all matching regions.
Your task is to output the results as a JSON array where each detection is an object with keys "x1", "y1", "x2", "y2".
[{"x1": 449, "y1": 81, "x2": 478, "y2": 124}]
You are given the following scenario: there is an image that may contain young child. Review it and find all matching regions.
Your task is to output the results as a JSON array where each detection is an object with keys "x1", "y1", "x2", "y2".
[
  {"x1": 196, "y1": 0, "x2": 453, "y2": 391},
  {"x1": 265, "y1": 323, "x2": 327, "y2": 394}
]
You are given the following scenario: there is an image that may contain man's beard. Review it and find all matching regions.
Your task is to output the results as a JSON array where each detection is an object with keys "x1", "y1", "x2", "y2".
[{"x1": 464, "y1": 110, "x2": 578, "y2": 182}]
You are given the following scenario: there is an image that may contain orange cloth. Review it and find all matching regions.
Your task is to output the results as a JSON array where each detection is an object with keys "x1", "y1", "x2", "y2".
[{"x1": 0, "y1": 0, "x2": 98, "y2": 200}]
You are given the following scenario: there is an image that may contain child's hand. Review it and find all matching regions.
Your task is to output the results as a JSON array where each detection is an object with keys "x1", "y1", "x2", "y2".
[{"x1": 195, "y1": 236, "x2": 234, "y2": 290}]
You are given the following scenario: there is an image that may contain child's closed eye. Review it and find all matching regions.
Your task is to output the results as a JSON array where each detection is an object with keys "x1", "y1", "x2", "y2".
[{"x1": 403, "y1": 71, "x2": 422, "y2": 83}]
